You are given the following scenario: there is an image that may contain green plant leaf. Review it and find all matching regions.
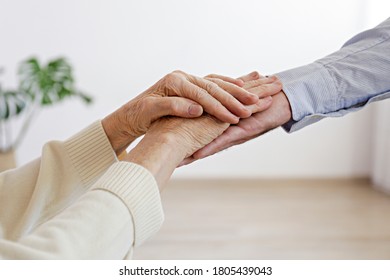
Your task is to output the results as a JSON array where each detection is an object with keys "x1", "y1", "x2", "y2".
[
  {"x1": 18, "y1": 57, "x2": 93, "y2": 109},
  {"x1": 77, "y1": 92, "x2": 93, "y2": 104},
  {"x1": 0, "y1": 90, "x2": 28, "y2": 120},
  {"x1": 41, "y1": 94, "x2": 52, "y2": 105}
]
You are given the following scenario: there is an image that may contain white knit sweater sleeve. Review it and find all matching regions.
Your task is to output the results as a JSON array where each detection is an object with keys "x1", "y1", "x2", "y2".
[{"x1": 0, "y1": 121, "x2": 164, "y2": 259}]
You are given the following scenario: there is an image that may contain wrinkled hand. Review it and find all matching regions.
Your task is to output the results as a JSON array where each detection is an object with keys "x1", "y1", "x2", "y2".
[
  {"x1": 149, "y1": 115, "x2": 230, "y2": 159},
  {"x1": 124, "y1": 114, "x2": 229, "y2": 189},
  {"x1": 181, "y1": 71, "x2": 291, "y2": 165},
  {"x1": 103, "y1": 70, "x2": 278, "y2": 155}
]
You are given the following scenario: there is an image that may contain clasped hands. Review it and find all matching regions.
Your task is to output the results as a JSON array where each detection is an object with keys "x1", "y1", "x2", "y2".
[{"x1": 102, "y1": 70, "x2": 291, "y2": 189}]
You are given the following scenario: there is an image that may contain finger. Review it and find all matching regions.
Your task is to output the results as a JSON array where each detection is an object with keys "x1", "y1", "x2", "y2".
[
  {"x1": 174, "y1": 81, "x2": 239, "y2": 123},
  {"x1": 150, "y1": 96, "x2": 203, "y2": 121},
  {"x1": 248, "y1": 80, "x2": 283, "y2": 98},
  {"x1": 191, "y1": 77, "x2": 252, "y2": 120},
  {"x1": 205, "y1": 74, "x2": 244, "y2": 87},
  {"x1": 237, "y1": 71, "x2": 265, "y2": 82},
  {"x1": 246, "y1": 96, "x2": 273, "y2": 114},
  {"x1": 242, "y1": 76, "x2": 278, "y2": 90},
  {"x1": 206, "y1": 77, "x2": 258, "y2": 105}
]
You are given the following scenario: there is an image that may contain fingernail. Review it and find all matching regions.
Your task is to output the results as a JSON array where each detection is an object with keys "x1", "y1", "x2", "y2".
[{"x1": 189, "y1": 104, "x2": 203, "y2": 116}]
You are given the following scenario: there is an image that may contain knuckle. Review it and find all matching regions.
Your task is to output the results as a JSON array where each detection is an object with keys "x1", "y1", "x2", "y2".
[
  {"x1": 251, "y1": 71, "x2": 260, "y2": 79},
  {"x1": 172, "y1": 69, "x2": 185, "y2": 75},
  {"x1": 205, "y1": 73, "x2": 216, "y2": 79},
  {"x1": 163, "y1": 73, "x2": 183, "y2": 93},
  {"x1": 164, "y1": 72, "x2": 177, "y2": 84},
  {"x1": 168, "y1": 100, "x2": 181, "y2": 114},
  {"x1": 193, "y1": 88, "x2": 207, "y2": 101}
]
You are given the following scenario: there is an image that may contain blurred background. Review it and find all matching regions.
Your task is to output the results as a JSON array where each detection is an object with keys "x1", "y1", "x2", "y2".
[{"x1": 1, "y1": 0, "x2": 389, "y2": 259}]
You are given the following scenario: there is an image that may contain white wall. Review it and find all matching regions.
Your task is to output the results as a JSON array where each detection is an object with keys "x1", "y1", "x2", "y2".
[{"x1": 0, "y1": 0, "x2": 388, "y2": 178}]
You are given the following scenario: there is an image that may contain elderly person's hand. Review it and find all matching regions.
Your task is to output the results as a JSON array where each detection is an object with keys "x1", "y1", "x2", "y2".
[
  {"x1": 181, "y1": 72, "x2": 288, "y2": 165},
  {"x1": 102, "y1": 70, "x2": 280, "y2": 155},
  {"x1": 123, "y1": 114, "x2": 229, "y2": 189}
]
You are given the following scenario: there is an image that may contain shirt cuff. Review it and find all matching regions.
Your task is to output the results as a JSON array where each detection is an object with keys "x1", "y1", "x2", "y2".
[
  {"x1": 276, "y1": 62, "x2": 339, "y2": 122},
  {"x1": 283, "y1": 91, "x2": 390, "y2": 132},
  {"x1": 92, "y1": 162, "x2": 164, "y2": 247},
  {"x1": 64, "y1": 121, "x2": 117, "y2": 188},
  {"x1": 275, "y1": 62, "x2": 341, "y2": 133}
]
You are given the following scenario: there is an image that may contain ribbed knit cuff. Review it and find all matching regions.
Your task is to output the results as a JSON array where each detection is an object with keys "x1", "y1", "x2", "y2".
[
  {"x1": 64, "y1": 121, "x2": 117, "y2": 188},
  {"x1": 92, "y1": 162, "x2": 164, "y2": 247}
]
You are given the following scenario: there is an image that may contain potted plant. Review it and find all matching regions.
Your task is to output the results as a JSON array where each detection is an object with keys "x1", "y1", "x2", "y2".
[{"x1": 0, "y1": 57, "x2": 92, "y2": 171}]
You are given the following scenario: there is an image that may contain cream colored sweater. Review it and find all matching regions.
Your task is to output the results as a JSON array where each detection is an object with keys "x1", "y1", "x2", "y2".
[{"x1": 0, "y1": 121, "x2": 164, "y2": 259}]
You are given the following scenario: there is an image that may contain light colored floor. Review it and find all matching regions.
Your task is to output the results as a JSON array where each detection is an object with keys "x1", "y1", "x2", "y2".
[{"x1": 133, "y1": 178, "x2": 390, "y2": 260}]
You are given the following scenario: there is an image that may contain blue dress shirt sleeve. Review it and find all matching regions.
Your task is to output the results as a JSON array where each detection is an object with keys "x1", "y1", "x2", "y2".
[{"x1": 276, "y1": 17, "x2": 390, "y2": 132}]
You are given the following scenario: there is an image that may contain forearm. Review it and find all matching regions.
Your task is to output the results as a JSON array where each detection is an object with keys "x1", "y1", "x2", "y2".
[
  {"x1": 0, "y1": 121, "x2": 117, "y2": 239},
  {"x1": 0, "y1": 161, "x2": 164, "y2": 259},
  {"x1": 276, "y1": 17, "x2": 390, "y2": 132},
  {"x1": 0, "y1": 190, "x2": 133, "y2": 259},
  {"x1": 124, "y1": 134, "x2": 185, "y2": 189}
]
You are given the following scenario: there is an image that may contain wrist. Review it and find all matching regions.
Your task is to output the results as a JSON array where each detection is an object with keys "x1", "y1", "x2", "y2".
[
  {"x1": 278, "y1": 91, "x2": 293, "y2": 125},
  {"x1": 123, "y1": 133, "x2": 184, "y2": 190},
  {"x1": 255, "y1": 91, "x2": 292, "y2": 134},
  {"x1": 102, "y1": 105, "x2": 137, "y2": 155}
]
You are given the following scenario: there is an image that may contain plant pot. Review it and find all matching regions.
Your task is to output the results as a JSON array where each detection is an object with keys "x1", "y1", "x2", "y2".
[{"x1": 0, "y1": 149, "x2": 16, "y2": 172}]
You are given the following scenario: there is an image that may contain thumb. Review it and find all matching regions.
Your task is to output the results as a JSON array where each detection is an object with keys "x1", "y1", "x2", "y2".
[{"x1": 153, "y1": 97, "x2": 203, "y2": 120}]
